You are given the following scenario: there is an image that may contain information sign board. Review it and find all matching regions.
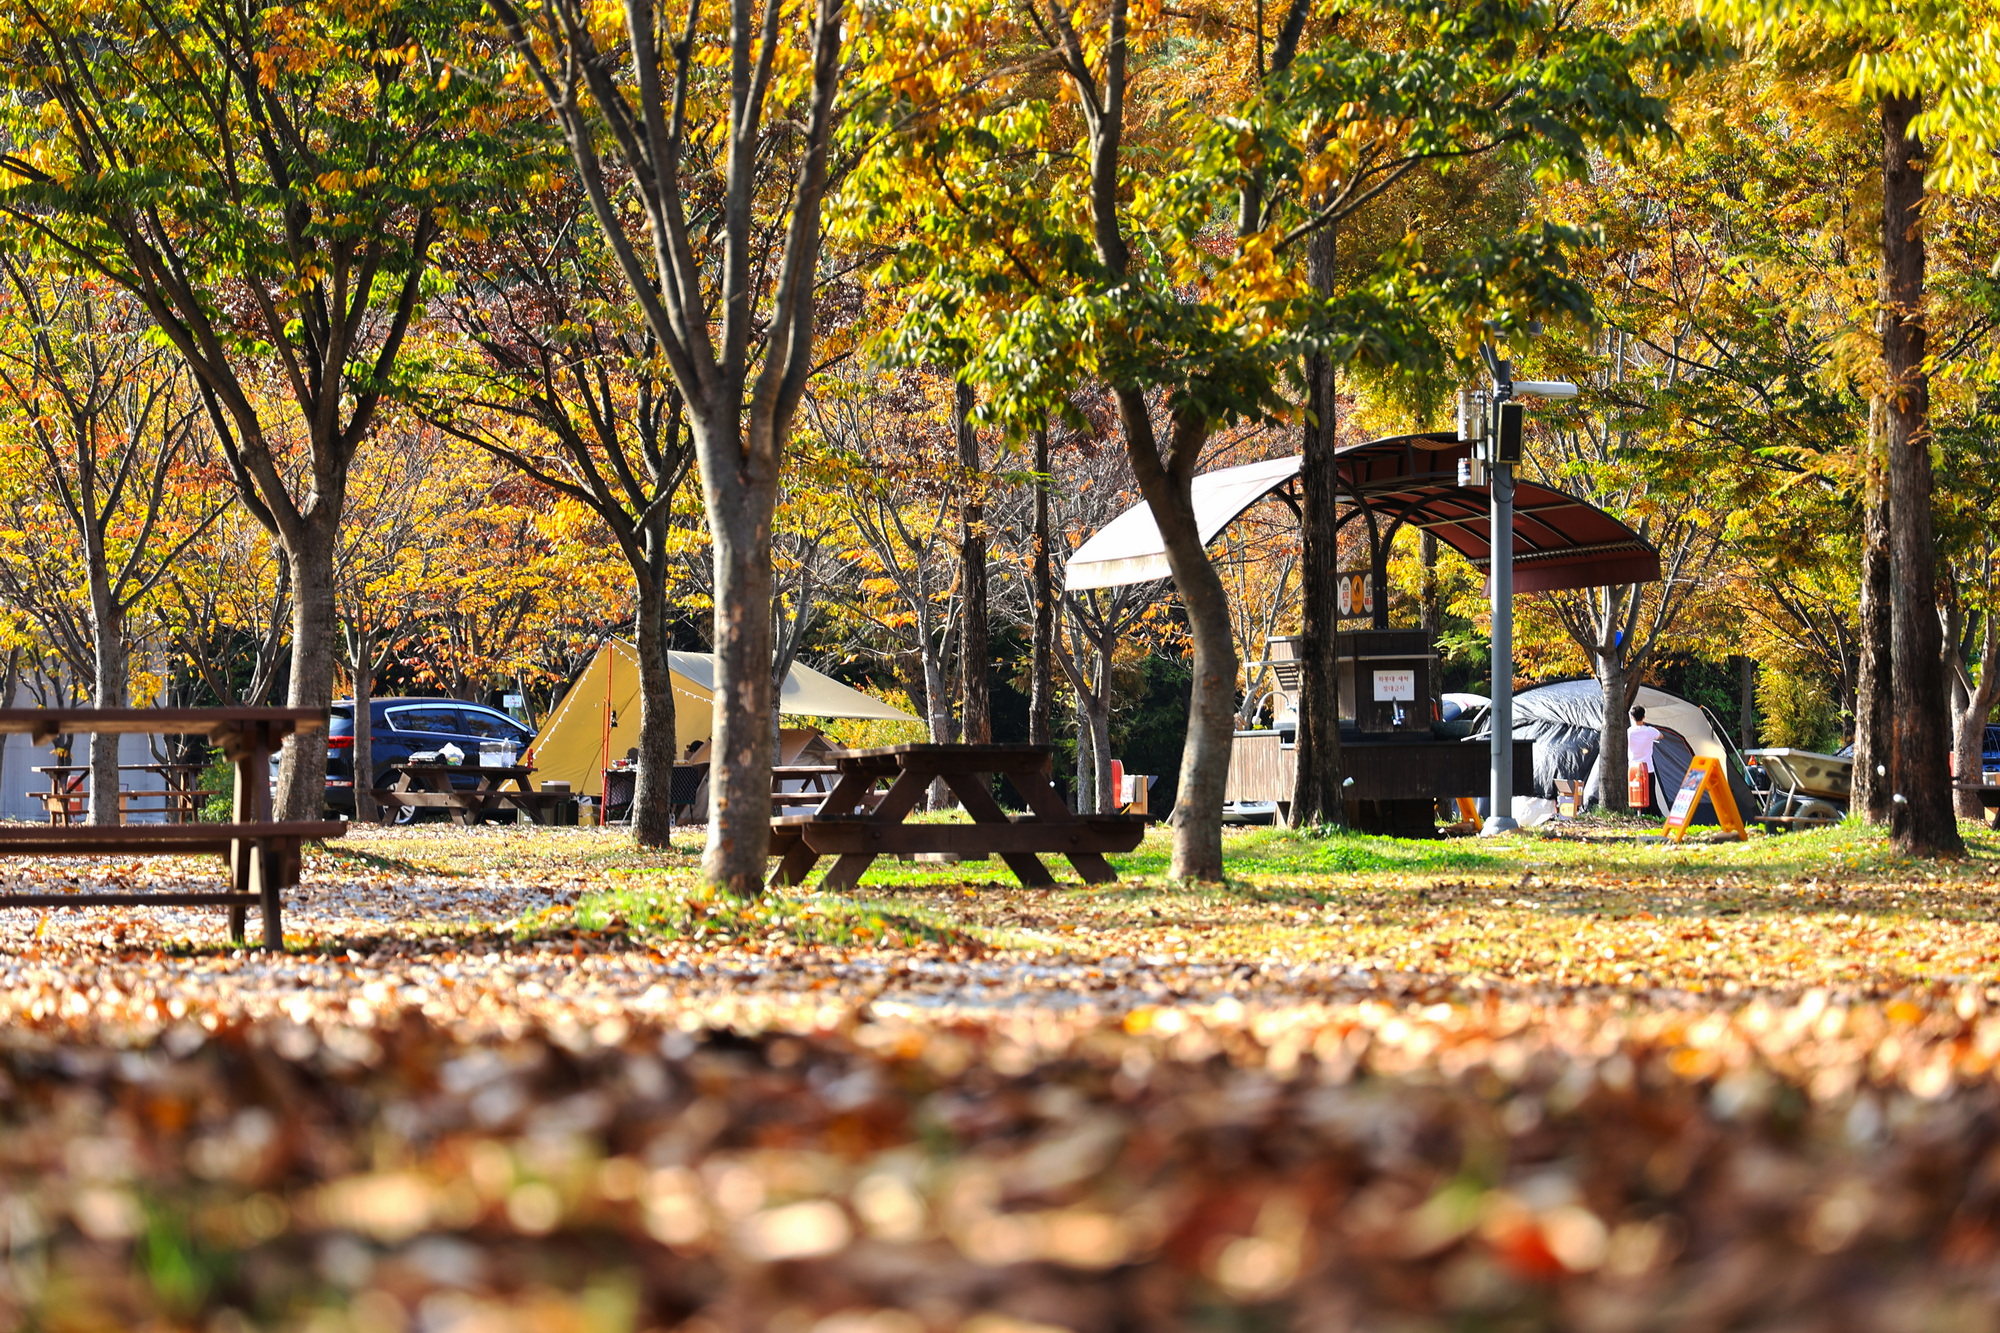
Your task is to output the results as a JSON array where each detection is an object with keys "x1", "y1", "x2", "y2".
[
  {"x1": 1372, "y1": 669, "x2": 1416, "y2": 701},
  {"x1": 1660, "y1": 756, "x2": 1746, "y2": 843},
  {"x1": 1335, "y1": 571, "x2": 1375, "y2": 619}
]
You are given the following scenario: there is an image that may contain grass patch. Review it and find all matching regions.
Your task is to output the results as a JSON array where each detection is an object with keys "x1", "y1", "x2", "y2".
[{"x1": 575, "y1": 872, "x2": 984, "y2": 951}]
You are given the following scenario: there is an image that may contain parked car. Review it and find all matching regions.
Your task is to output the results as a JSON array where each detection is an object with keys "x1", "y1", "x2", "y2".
[
  {"x1": 1982, "y1": 723, "x2": 2000, "y2": 776},
  {"x1": 277, "y1": 698, "x2": 536, "y2": 820}
]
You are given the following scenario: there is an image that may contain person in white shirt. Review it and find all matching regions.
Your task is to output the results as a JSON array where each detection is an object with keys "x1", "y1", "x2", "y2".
[{"x1": 1628, "y1": 706, "x2": 1663, "y2": 773}]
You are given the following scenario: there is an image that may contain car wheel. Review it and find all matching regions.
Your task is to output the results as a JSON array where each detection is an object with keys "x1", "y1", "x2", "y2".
[{"x1": 369, "y1": 771, "x2": 419, "y2": 826}]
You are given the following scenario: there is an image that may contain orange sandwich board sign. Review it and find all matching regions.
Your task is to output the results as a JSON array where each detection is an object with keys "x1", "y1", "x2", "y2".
[{"x1": 1660, "y1": 756, "x2": 1746, "y2": 843}]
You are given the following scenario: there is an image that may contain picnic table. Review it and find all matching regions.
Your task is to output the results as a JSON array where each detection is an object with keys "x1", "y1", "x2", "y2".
[
  {"x1": 0, "y1": 708, "x2": 343, "y2": 949},
  {"x1": 768, "y1": 743, "x2": 1146, "y2": 892},
  {"x1": 1955, "y1": 782, "x2": 2000, "y2": 829},
  {"x1": 771, "y1": 763, "x2": 841, "y2": 811},
  {"x1": 373, "y1": 762, "x2": 569, "y2": 826},
  {"x1": 31, "y1": 762, "x2": 215, "y2": 825}
]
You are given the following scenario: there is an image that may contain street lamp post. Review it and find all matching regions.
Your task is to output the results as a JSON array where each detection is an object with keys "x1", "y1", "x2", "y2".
[
  {"x1": 1462, "y1": 357, "x2": 1577, "y2": 837},
  {"x1": 1485, "y1": 435, "x2": 1519, "y2": 834}
]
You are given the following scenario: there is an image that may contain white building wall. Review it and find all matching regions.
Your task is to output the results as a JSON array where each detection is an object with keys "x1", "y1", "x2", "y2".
[{"x1": 1, "y1": 682, "x2": 176, "y2": 822}]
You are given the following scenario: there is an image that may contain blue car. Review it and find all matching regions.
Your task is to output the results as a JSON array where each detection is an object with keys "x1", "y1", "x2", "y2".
[{"x1": 307, "y1": 698, "x2": 535, "y2": 820}]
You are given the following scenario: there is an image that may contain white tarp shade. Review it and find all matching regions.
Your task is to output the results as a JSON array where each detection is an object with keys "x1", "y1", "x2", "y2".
[
  {"x1": 663, "y1": 650, "x2": 914, "y2": 719},
  {"x1": 1065, "y1": 455, "x2": 1303, "y2": 591}
]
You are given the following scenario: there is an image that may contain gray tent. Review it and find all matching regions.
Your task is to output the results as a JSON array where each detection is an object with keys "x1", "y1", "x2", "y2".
[{"x1": 1475, "y1": 680, "x2": 1753, "y2": 821}]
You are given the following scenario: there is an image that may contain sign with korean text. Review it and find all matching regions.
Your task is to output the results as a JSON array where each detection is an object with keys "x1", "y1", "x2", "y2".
[
  {"x1": 1372, "y1": 669, "x2": 1416, "y2": 702},
  {"x1": 1335, "y1": 570, "x2": 1375, "y2": 619},
  {"x1": 1661, "y1": 756, "x2": 1746, "y2": 843}
]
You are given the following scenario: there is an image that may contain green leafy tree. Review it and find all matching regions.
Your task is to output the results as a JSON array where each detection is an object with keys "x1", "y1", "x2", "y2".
[
  {"x1": 486, "y1": 0, "x2": 855, "y2": 891},
  {"x1": 845, "y1": 0, "x2": 1700, "y2": 874},
  {"x1": 1698, "y1": 0, "x2": 2000, "y2": 854},
  {"x1": 431, "y1": 186, "x2": 693, "y2": 846},
  {"x1": 0, "y1": 0, "x2": 531, "y2": 817}
]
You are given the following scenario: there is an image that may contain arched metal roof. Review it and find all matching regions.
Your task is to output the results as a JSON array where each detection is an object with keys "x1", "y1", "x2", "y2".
[{"x1": 1064, "y1": 431, "x2": 1661, "y2": 594}]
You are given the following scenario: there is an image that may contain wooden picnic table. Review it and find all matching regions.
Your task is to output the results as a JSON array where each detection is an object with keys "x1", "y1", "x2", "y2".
[
  {"x1": 1955, "y1": 782, "x2": 2000, "y2": 829},
  {"x1": 771, "y1": 763, "x2": 843, "y2": 811},
  {"x1": 768, "y1": 743, "x2": 1146, "y2": 892},
  {"x1": 374, "y1": 762, "x2": 569, "y2": 826},
  {"x1": 0, "y1": 708, "x2": 343, "y2": 949},
  {"x1": 31, "y1": 762, "x2": 216, "y2": 825}
]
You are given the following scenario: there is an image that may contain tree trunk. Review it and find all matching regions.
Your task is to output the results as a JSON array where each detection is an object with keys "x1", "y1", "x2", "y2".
[
  {"x1": 276, "y1": 518, "x2": 339, "y2": 822},
  {"x1": 1737, "y1": 655, "x2": 1756, "y2": 750},
  {"x1": 352, "y1": 634, "x2": 376, "y2": 824},
  {"x1": 0, "y1": 651, "x2": 15, "y2": 807},
  {"x1": 1087, "y1": 679, "x2": 1114, "y2": 817},
  {"x1": 1117, "y1": 395, "x2": 1231, "y2": 880},
  {"x1": 87, "y1": 594, "x2": 127, "y2": 828},
  {"x1": 1879, "y1": 92, "x2": 1961, "y2": 857},
  {"x1": 630, "y1": 573, "x2": 679, "y2": 847},
  {"x1": 1290, "y1": 219, "x2": 1346, "y2": 829},
  {"x1": 1029, "y1": 426, "x2": 1055, "y2": 748},
  {"x1": 702, "y1": 500, "x2": 778, "y2": 893},
  {"x1": 956, "y1": 380, "x2": 991, "y2": 746},
  {"x1": 920, "y1": 609, "x2": 953, "y2": 810},
  {"x1": 1954, "y1": 612, "x2": 1998, "y2": 820},
  {"x1": 1073, "y1": 688, "x2": 1096, "y2": 814},
  {"x1": 1419, "y1": 531, "x2": 1440, "y2": 635},
  {"x1": 1596, "y1": 653, "x2": 1631, "y2": 814},
  {"x1": 1853, "y1": 404, "x2": 1894, "y2": 824}
]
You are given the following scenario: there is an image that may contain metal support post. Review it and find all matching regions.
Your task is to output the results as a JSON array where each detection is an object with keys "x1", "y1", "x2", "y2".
[{"x1": 1483, "y1": 461, "x2": 1518, "y2": 834}]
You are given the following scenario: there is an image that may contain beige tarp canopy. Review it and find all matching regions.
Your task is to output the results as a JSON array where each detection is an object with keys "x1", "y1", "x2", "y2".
[{"x1": 530, "y1": 640, "x2": 914, "y2": 798}]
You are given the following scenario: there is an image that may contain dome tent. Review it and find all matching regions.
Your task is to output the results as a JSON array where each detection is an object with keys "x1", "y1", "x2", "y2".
[
  {"x1": 529, "y1": 639, "x2": 914, "y2": 800},
  {"x1": 1475, "y1": 681, "x2": 1752, "y2": 822}
]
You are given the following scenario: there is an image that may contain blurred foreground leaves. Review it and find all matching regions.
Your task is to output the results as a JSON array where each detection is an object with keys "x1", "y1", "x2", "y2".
[{"x1": 4, "y1": 989, "x2": 2000, "y2": 1331}]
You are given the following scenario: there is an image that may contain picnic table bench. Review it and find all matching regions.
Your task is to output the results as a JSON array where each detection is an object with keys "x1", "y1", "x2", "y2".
[
  {"x1": 1955, "y1": 782, "x2": 2000, "y2": 829},
  {"x1": 0, "y1": 708, "x2": 344, "y2": 949},
  {"x1": 373, "y1": 763, "x2": 570, "y2": 825},
  {"x1": 31, "y1": 763, "x2": 216, "y2": 825},
  {"x1": 771, "y1": 763, "x2": 845, "y2": 811},
  {"x1": 768, "y1": 743, "x2": 1146, "y2": 892}
]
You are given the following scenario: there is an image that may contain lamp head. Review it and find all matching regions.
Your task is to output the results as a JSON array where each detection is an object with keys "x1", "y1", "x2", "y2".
[{"x1": 1511, "y1": 380, "x2": 1580, "y2": 402}]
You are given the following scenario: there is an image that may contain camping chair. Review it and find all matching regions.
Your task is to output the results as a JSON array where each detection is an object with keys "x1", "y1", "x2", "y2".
[{"x1": 669, "y1": 762, "x2": 708, "y2": 826}]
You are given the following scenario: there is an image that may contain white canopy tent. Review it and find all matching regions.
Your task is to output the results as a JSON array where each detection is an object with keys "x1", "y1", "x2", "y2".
[
  {"x1": 1065, "y1": 435, "x2": 1661, "y2": 595},
  {"x1": 1067, "y1": 456, "x2": 1302, "y2": 591}
]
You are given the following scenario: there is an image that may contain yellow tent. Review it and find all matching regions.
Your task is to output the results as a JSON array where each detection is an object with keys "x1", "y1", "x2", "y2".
[{"x1": 529, "y1": 640, "x2": 915, "y2": 798}]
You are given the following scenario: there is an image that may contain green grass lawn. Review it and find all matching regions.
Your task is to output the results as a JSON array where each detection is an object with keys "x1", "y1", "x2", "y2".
[{"x1": 366, "y1": 814, "x2": 1999, "y2": 996}]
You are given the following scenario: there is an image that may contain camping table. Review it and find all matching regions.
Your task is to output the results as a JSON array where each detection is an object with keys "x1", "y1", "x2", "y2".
[
  {"x1": 375, "y1": 763, "x2": 566, "y2": 826},
  {"x1": 767, "y1": 743, "x2": 1146, "y2": 892},
  {"x1": 0, "y1": 708, "x2": 343, "y2": 949}
]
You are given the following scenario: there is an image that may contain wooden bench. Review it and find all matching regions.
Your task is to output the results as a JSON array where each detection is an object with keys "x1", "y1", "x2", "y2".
[{"x1": 0, "y1": 708, "x2": 344, "y2": 948}]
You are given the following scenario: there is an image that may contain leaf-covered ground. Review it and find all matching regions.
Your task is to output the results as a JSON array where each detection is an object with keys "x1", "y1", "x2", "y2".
[{"x1": 5, "y1": 819, "x2": 2000, "y2": 1330}]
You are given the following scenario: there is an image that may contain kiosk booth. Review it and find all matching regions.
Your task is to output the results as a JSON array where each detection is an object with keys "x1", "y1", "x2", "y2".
[{"x1": 1065, "y1": 432, "x2": 1662, "y2": 835}]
